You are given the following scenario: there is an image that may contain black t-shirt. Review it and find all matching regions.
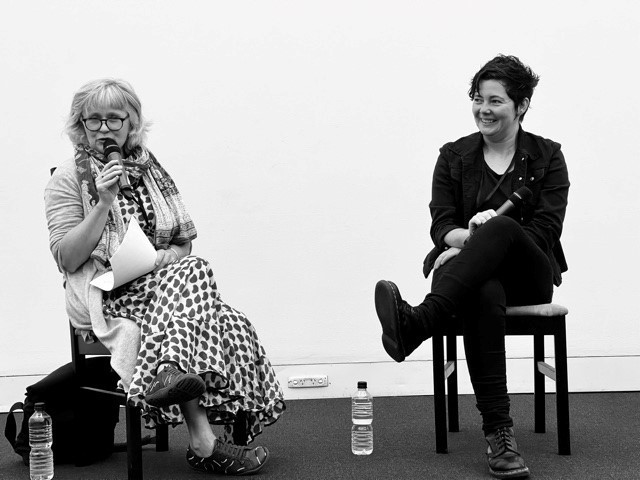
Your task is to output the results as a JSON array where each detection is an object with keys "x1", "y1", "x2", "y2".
[{"x1": 476, "y1": 152, "x2": 515, "y2": 214}]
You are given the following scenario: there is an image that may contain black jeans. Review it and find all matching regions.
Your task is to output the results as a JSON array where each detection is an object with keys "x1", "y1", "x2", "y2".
[{"x1": 423, "y1": 216, "x2": 553, "y2": 434}]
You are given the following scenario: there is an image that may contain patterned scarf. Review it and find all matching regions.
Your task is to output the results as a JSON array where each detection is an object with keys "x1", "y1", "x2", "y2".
[{"x1": 74, "y1": 144, "x2": 197, "y2": 264}]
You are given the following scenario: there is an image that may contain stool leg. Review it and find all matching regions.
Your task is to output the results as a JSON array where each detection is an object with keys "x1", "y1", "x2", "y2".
[
  {"x1": 432, "y1": 333, "x2": 448, "y2": 453},
  {"x1": 232, "y1": 410, "x2": 249, "y2": 445},
  {"x1": 534, "y1": 333, "x2": 546, "y2": 433},
  {"x1": 446, "y1": 334, "x2": 459, "y2": 433},
  {"x1": 555, "y1": 318, "x2": 571, "y2": 455},
  {"x1": 126, "y1": 402, "x2": 143, "y2": 480},
  {"x1": 155, "y1": 424, "x2": 169, "y2": 452}
]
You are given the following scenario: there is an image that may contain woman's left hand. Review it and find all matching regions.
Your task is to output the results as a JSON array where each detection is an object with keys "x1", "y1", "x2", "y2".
[
  {"x1": 154, "y1": 248, "x2": 178, "y2": 272},
  {"x1": 434, "y1": 247, "x2": 461, "y2": 269}
]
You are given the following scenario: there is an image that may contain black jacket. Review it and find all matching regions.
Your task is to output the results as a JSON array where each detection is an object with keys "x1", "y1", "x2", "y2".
[{"x1": 423, "y1": 128, "x2": 570, "y2": 286}]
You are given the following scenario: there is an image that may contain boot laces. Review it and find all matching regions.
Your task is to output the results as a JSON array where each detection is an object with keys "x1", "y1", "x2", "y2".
[
  {"x1": 493, "y1": 427, "x2": 518, "y2": 455},
  {"x1": 399, "y1": 301, "x2": 418, "y2": 318}
]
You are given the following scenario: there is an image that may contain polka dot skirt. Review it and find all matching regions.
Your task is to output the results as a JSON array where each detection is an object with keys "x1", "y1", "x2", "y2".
[{"x1": 102, "y1": 184, "x2": 285, "y2": 444}]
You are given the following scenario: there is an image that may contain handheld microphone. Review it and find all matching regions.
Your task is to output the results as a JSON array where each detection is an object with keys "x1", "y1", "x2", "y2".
[
  {"x1": 495, "y1": 186, "x2": 533, "y2": 216},
  {"x1": 465, "y1": 186, "x2": 533, "y2": 245},
  {"x1": 102, "y1": 138, "x2": 133, "y2": 199}
]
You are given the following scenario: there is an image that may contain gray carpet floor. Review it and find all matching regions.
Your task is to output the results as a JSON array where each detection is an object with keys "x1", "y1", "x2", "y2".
[{"x1": 2, "y1": 392, "x2": 639, "y2": 479}]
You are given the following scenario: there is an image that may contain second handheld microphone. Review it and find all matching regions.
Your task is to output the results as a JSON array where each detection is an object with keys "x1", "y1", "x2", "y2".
[
  {"x1": 465, "y1": 186, "x2": 533, "y2": 245},
  {"x1": 495, "y1": 186, "x2": 533, "y2": 216}
]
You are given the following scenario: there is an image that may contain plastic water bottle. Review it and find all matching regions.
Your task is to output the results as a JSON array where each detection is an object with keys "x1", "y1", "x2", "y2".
[
  {"x1": 29, "y1": 402, "x2": 54, "y2": 480},
  {"x1": 351, "y1": 381, "x2": 373, "y2": 455}
]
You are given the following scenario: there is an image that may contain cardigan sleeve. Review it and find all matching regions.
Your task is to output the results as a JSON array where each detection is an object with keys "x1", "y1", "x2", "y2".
[{"x1": 44, "y1": 158, "x2": 84, "y2": 272}]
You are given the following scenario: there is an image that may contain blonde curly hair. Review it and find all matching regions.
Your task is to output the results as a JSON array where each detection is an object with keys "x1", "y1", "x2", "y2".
[{"x1": 64, "y1": 78, "x2": 151, "y2": 152}]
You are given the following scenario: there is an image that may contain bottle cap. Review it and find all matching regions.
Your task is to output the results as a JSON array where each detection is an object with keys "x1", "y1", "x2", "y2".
[
  {"x1": 357, "y1": 381, "x2": 367, "y2": 389},
  {"x1": 34, "y1": 402, "x2": 45, "y2": 410}
]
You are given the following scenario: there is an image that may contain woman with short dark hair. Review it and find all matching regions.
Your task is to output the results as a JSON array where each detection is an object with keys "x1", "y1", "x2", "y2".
[{"x1": 375, "y1": 55, "x2": 569, "y2": 479}]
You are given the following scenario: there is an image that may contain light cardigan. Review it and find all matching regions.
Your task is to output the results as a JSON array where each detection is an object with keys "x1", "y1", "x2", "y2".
[{"x1": 45, "y1": 157, "x2": 141, "y2": 390}]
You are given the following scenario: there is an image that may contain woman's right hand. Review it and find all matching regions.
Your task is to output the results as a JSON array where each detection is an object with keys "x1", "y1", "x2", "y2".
[
  {"x1": 95, "y1": 159, "x2": 124, "y2": 205},
  {"x1": 468, "y1": 209, "x2": 497, "y2": 236}
]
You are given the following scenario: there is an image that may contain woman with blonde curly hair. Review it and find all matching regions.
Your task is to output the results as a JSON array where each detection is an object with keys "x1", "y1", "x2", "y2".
[{"x1": 46, "y1": 78, "x2": 285, "y2": 475}]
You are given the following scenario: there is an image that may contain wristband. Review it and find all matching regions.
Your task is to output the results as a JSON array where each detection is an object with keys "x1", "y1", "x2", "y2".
[{"x1": 168, "y1": 246, "x2": 180, "y2": 261}]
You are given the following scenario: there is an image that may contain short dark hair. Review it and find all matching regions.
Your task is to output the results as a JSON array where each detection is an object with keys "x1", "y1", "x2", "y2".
[{"x1": 468, "y1": 55, "x2": 540, "y2": 121}]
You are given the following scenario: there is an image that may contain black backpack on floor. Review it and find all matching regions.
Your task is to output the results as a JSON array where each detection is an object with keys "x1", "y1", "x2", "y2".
[{"x1": 4, "y1": 357, "x2": 121, "y2": 466}]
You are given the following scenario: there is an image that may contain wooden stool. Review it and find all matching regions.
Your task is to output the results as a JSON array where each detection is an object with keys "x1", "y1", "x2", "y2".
[
  {"x1": 70, "y1": 325, "x2": 169, "y2": 480},
  {"x1": 431, "y1": 303, "x2": 570, "y2": 455},
  {"x1": 70, "y1": 325, "x2": 250, "y2": 479}
]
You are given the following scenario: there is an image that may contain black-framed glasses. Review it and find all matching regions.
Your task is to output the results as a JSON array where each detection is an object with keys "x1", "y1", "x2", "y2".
[{"x1": 81, "y1": 115, "x2": 130, "y2": 132}]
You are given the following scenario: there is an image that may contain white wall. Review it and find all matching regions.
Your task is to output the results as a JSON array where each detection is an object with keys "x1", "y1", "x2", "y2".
[{"x1": 1, "y1": 0, "x2": 639, "y2": 410}]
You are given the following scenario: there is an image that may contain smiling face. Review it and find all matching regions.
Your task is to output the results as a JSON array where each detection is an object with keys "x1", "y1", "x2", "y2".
[
  {"x1": 472, "y1": 79, "x2": 528, "y2": 142},
  {"x1": 82, "y1": 106, "x2": 131, "y2": 154}
]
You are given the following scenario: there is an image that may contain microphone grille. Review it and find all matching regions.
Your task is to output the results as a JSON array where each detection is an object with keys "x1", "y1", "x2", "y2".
[
  {"x1": 510, "y1": 186, "x2": 533, "y2": 206},
  {"x1": 515, "y1": 186, "x2": 533, "y2": 203},
  {"x1": 102, "y1": 138, "x2": 121, "y2": 157}
]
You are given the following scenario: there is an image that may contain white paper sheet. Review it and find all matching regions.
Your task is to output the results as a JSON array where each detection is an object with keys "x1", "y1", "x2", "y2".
[{"x1": 90, "y1": 221, "x2": 157, "y2": 291}]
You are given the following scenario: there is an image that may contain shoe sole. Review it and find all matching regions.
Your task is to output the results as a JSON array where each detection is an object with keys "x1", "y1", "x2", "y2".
[
  {"x1": 238, "y1": 449, "x2": 269, "y2": 476},
  {"x1": 146, "y1": 374, "x2": 206, "y2": 408},
  {"x1": 187, "y1": 446, "x2": 270, "y2": 476},
  {"x1": 374, "y1": 280, "x2": 406, "y2": 362},
  {"x1": 488, "y1": 465, "x2": 530, "y2": 479}
]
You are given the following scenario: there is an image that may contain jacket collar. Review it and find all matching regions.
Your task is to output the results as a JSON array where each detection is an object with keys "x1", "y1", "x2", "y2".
[{"x1": 446, "y1": 127, "x2": 542, "y2": 162}]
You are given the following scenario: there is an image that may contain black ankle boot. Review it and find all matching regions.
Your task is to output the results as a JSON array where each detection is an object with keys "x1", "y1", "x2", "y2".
[
  {"x1": 485, "y1": 427, "x2": 530, "y2": 479},
  {"x1": 374, "y1": 280, "x2": 432, "y2": 362}
]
